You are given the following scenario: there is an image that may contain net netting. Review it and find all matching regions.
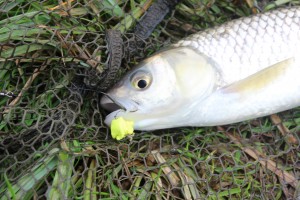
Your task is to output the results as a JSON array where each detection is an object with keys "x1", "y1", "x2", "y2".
[{"x1": 0, "y1": 0, "x2": 299, "y2": 199}]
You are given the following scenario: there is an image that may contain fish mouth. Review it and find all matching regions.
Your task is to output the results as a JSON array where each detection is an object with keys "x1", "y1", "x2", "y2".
[
  {"x1": 100, "y1": 95, "x2": 125, "y2": 112},
  {"x1": 100, "y1": 95, "x2": 138, "y2": 126},
  {"x1": 100, "y1": 94, "x2": 138, "y2": 114}
]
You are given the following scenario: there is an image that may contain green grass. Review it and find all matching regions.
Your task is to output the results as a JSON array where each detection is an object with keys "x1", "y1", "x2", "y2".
[
  {"x1": 0, "y1": 148, "x2": 59, "y2": 200},
  {"x1": 1, "y1": 0, "x2": 300, "y2": 199}
]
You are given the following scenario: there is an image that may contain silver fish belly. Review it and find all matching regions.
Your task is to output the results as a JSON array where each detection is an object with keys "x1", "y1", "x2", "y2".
[{"x1": 101, "y1": 7, "x2": 300, "y2": 131}]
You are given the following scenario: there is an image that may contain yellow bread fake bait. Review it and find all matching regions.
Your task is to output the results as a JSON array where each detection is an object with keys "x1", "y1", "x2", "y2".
[{"x1": 110, "y1": 117, "x2": 134, "y2": 140}]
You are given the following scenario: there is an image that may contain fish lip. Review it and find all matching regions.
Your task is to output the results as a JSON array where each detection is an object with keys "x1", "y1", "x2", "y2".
[{"x1": 104, "y1": 109, "x2": 125, "y2": 126}]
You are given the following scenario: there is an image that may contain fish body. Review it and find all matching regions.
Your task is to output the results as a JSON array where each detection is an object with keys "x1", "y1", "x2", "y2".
[{"x1": 101, "y1": 7, "x2": 300, "y2": 131}]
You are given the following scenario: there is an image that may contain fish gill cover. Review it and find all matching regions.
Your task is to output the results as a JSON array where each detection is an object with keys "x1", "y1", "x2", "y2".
[{"x1": 0, "y1": 0, "x2": 299, "y2": 199}]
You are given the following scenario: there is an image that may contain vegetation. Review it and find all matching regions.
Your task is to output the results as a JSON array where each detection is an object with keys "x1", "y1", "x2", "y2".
[{"x1": 0, "y1": 0, "x2": 299, "y2": 199}]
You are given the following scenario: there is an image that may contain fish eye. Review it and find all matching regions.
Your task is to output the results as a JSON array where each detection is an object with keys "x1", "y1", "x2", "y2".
[
  {"x1": 137, "y1": 79, "x2": 147, "y2": 89},
  {"x1": 130, "y1": 71, "x2": 152, "y2": 90}
]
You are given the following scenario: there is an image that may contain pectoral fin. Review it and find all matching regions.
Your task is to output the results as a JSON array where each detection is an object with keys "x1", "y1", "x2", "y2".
[{"x1": 223, "y1": 58, "x2": 296, "y2": 97}]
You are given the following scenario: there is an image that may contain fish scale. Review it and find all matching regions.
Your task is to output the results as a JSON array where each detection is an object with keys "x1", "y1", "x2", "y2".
[{"x1": 173, "y1": 7, "x2": 300, "y2": 84}]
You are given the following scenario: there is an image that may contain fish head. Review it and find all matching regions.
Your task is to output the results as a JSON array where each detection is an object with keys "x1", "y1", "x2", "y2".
[{"x1": 101, "y1": 47, "x2": 218, "y2": 130}]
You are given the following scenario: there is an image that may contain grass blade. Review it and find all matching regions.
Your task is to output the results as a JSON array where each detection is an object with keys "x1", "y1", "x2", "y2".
[{"x1": 48, "y1": 151, "x2": 74, "y2": 200}]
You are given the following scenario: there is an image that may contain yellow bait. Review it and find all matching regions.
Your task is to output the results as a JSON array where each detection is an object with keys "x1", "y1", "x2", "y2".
[{"x1": 110, "y1": 117, "x2": 134, "y2": 140}]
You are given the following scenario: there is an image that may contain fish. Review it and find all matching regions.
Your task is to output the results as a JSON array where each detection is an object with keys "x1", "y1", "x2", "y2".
[{"x1": 100, "y1": 7, "x2": 300, "y2": 131}]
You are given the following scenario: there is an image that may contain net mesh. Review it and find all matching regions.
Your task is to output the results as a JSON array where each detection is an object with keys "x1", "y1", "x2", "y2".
[{"x1": 0, "y1": 0, "x2": 300, "y2": 199}]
